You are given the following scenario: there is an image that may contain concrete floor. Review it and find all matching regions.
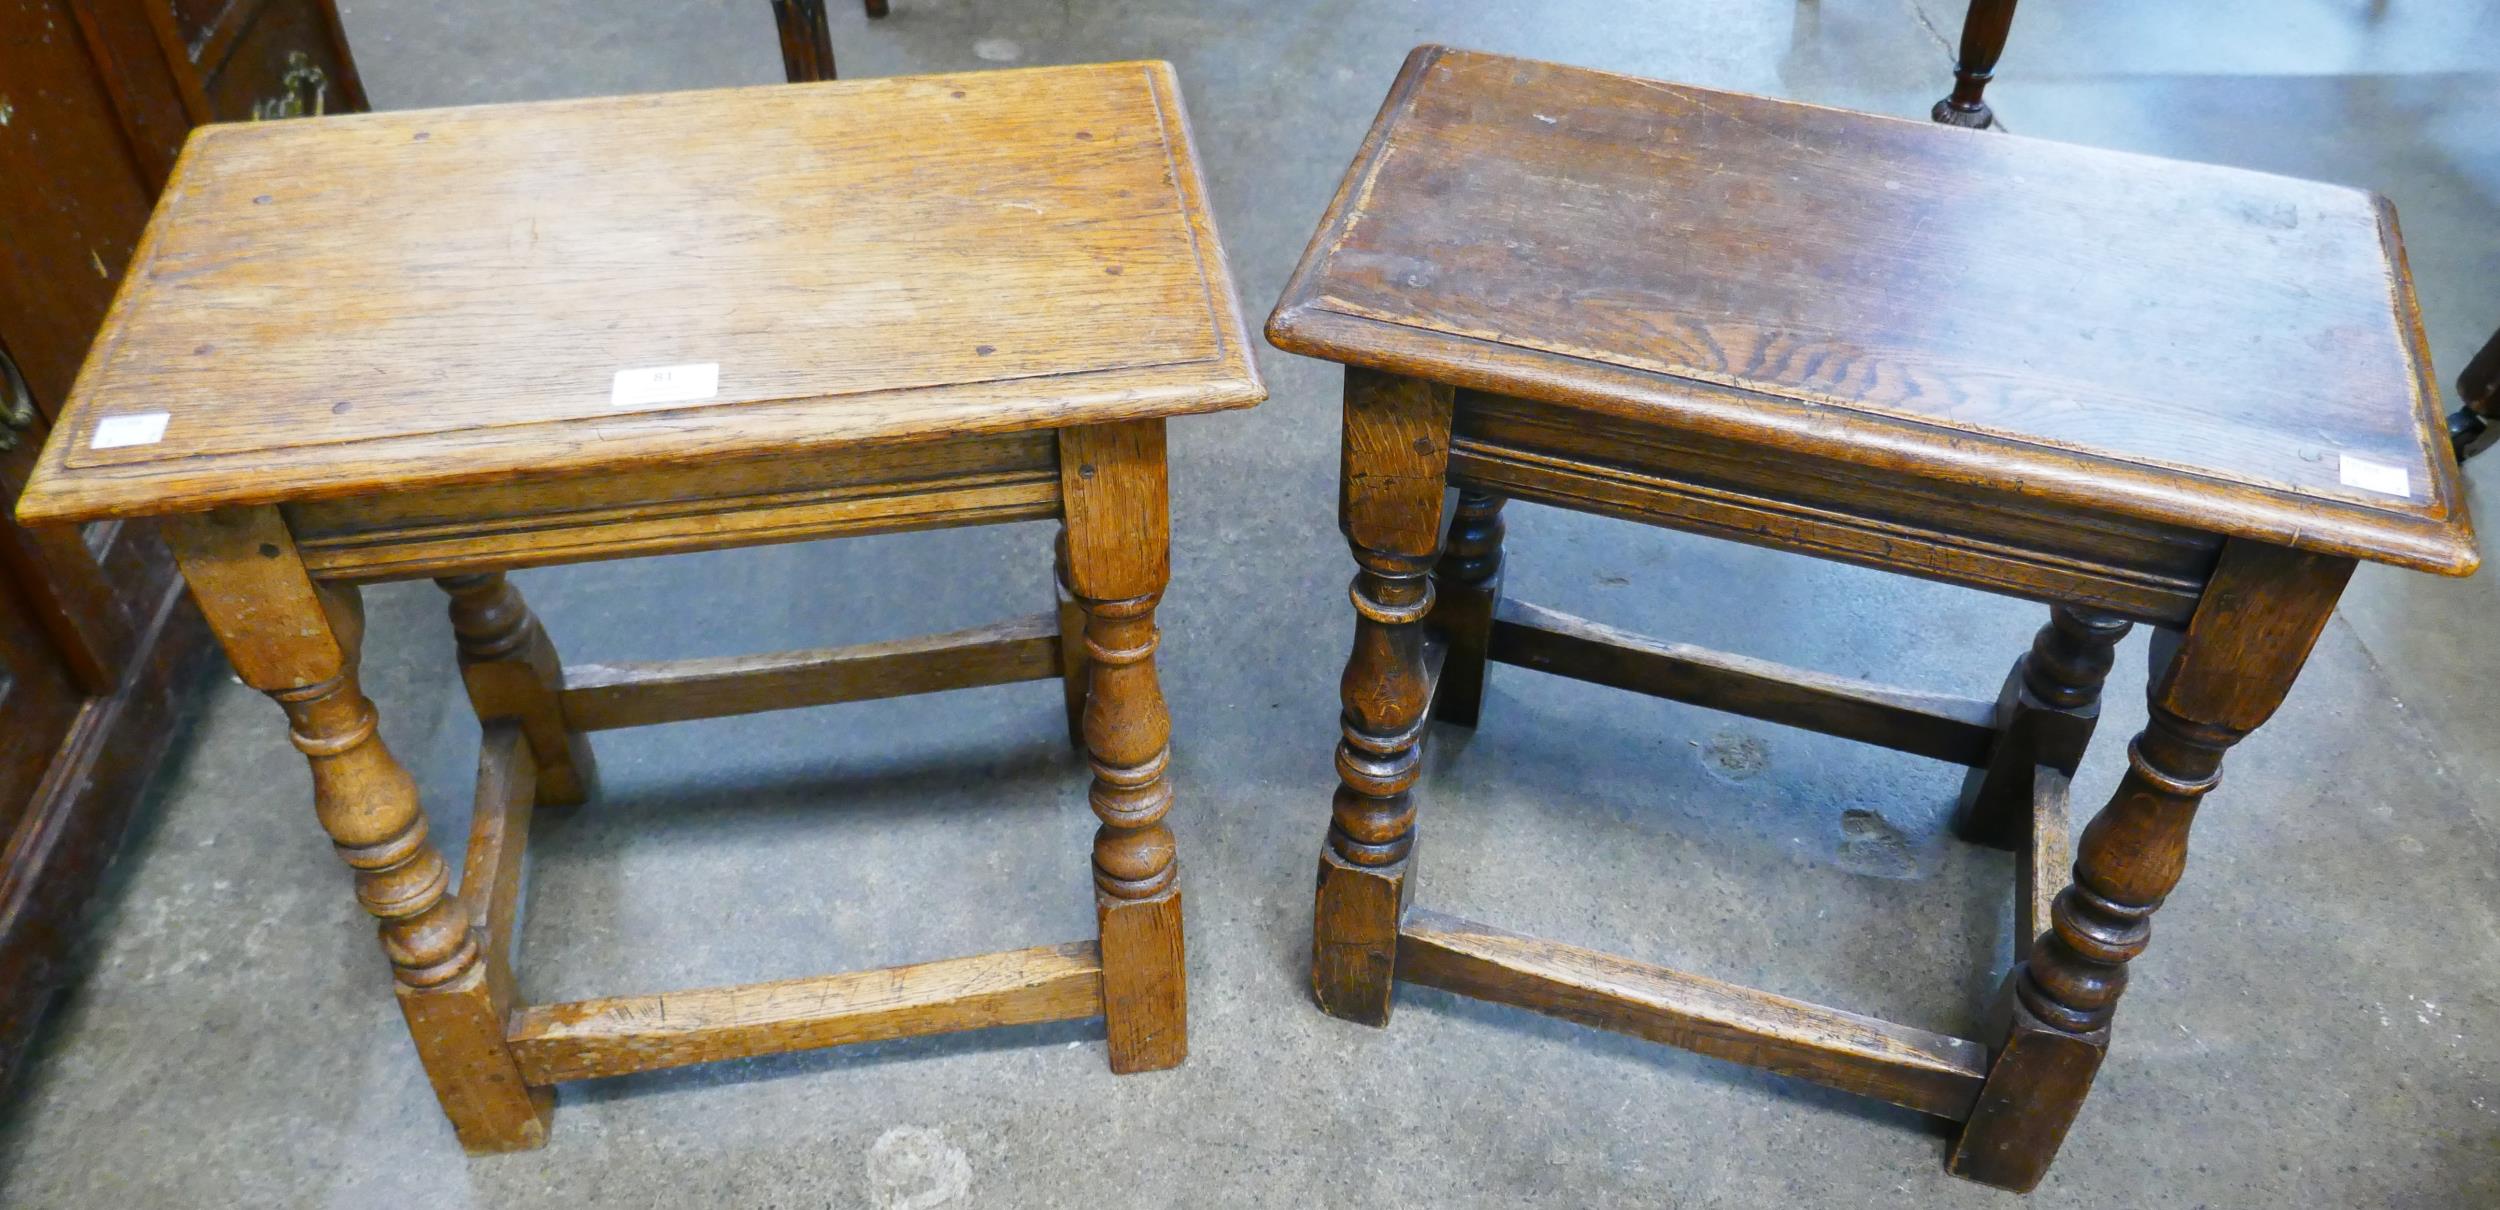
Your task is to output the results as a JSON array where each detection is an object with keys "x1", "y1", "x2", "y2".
[{"x1": 7, "y1": 1, "x2": 2499, "y2": 1205}]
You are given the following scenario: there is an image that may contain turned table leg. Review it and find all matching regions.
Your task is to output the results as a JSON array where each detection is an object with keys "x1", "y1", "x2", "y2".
[
  {"x1": 1954, "y1": 606, "x2": 2131, "y2": 849},
  {"x1": 1428, "y1": 490, "x2": 1507, "y2": 729},
  {"x1": 1314, "y1": 368, "x2": 1455, "y2": 1025},
  {"x1": 165, "y1": 508, "x2": 550, "y2": 1152},
  {"x1": 1949, "y1": 542, "x2": 2352, "y2": 1191},
  {"x1": 1060, "y1": 420, "x2": 1185, "y2": 1073},
  {"x1": 1932, "y1": 0, "x2": 2018, "y2": 130},
  {"x1": 437, "y1": 572, "x2": 597, "y2": 806}
]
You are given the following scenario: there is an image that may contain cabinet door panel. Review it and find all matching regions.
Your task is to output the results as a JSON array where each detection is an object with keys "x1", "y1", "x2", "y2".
[
  {"x1": 0, "y1": 0, "x2": 159, "y2": 420},
  {"x1": 2, "y1": 338, "x2": 141, "y2": 690},
  {"x1": 165, "y1": 0, "x2": 237, "y2": 58},
  {"x1": 0, "y1": 576, "x2": 82, "y2": 841}
]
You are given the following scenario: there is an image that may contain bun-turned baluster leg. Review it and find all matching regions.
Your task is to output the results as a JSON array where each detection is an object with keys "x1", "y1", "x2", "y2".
[
  {"x1": 1314, "y1": 368, "x2": 1455, "y2": 1025},
  {"x1": 1950, "y1": 542, "x2": 2351, "y2": 1190},
  {"x1": 166, "y1": 508, "x2": 550, "y2": 1151},
  {"x1": 1954, "y1": 605, "x2": 2131, "y2": 850},
  {"x1": 1060, "y1": 419, "x2": 1186, "y2": 1072},
  {"x1": 437, "y1": 572, "x2": 597, "y2": 807}
]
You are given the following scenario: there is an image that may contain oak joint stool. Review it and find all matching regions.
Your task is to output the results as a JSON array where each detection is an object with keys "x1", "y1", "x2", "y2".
[
  {"x1": 18, "y1": 62, "x2": 1260, "y2": 1151},
  {"x1": 1270, "y1": 46, "x2": 2477, "y2": 1193}
]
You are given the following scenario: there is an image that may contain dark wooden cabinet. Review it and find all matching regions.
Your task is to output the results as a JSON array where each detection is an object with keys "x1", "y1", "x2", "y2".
[{"x1": 0, "y1": 0, "x2": 362, "y2": 1096}]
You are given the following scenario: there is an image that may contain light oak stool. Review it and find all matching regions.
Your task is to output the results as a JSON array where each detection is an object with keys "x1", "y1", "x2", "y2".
[
  {"x1": 17, "y1": 62, "x2": 1260, "y2": 1150},
  {"x1": 1267, "y1": 47, "x2": 2477, "y2": 1192}
]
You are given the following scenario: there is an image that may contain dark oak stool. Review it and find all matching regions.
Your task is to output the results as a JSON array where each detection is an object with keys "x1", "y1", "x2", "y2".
[
  {"x1": 17, "y1": 63, "x2": 1260, "y2": 1150},
  {"x1": 1269, "y1": 47, "x2": 2477, "y2": 1192}
]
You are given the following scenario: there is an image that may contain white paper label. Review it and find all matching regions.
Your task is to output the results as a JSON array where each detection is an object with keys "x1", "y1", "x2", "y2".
[
  {"x1": 90, "y1": 412, "x2": 170, "y2": 449},
  {"x1": 2337, "y1": 454, "x2": 2411, "y2": 498},
  {"x1": 609, "y1": 363, "x2": 719, "y2": 407}
]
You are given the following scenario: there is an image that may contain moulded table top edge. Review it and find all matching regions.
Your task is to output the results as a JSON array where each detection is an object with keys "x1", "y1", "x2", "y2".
[
  {"x1": 17, "y1": 60, "x2": 1265, "y2": 525},
  {"x1": 16, "y1": 365, "x2": 1265, "y2": 525},
  {"x1": 1268, "y1": 301, "x2": 2476, "y2": 577},
  {"x1": 1265, "y1": 45, "x2": 2477, "y2": 577}
]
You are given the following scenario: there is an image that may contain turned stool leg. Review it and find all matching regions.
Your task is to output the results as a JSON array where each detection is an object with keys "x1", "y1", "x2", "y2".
[
  {"x1": 1950, "y1": 543, "x2": 2350, "y2": 1191},
  {"x1": 1932, "y1": 0, "x2": 2018, "y2": 130},
  {"x1": 1428, "y1": 490, "x2": 1507, "y2": 729},
  {"x1": 166, "y1": 509, "x2": 550, "y2": 1151},
  {"x1": 1954, "y1": 606, "x2": 2131, "y2": 849},
  {"x1": 437, "y1": 572, "x2": 596, "y2": 807},
  {"x1": 1053, "y1": 526, "x2": 1091, "y2": 749},
  {"x1": 1060, "y1": 420, "x2": 1185, "y2": 1072},
  {"x1": 1315, "y1": 369, "x2": 1455, "y2": 1025}
]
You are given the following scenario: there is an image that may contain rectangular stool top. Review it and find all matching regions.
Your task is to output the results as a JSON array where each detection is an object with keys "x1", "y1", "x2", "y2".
[
  {"x1": 19, "y1": 61, "x2": 1260, "y2": 525},
  {"x1": 1269, "y1": 47, "x2": 2476, "y2": 575}
]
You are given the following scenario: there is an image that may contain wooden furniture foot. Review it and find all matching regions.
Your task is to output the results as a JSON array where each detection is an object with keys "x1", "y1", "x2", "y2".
[
  {"x1": 1932, "y1": 0, "x2": 2018, "y2": 129},
  {"x1": 1313, "y1": 846, "x2": 1412, "y2": 1027},
  {"x1": 1953, "y1": 606, "x2": 2130, "y2": 850}
]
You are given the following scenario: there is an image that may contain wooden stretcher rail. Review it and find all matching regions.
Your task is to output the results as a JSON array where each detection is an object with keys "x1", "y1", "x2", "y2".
[
  {"x1": 459, "y1": 723, "x2": 536, "y2": 983},
  {"x1": 2018, "y1": 767, "x2": 2073, "y2": 963},
  {"x1": 1397, "y1": 910, "x2": 1990, "y2": 1120},
  {"x1": 1487, "y1": 598, "x2": 2000, "y2": 766},
  {"x1": 505, "y1": 941, "x2": 1106, "y2": 1084},
  {"x1": 559, "y1": 613, "x2": 1063, "y2": 731}
]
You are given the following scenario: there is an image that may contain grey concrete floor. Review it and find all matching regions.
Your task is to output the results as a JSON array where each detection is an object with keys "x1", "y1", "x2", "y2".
[{"x1": 6, "y1": 1, "x2": 2499, "y2": 1205}]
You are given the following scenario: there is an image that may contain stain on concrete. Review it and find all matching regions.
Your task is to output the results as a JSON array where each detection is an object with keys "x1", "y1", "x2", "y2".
[
  {"x1": 866, "y1": 1126, "x2": 970, "y2": 1209},
  {"x1": 1836, "y1": 807, "x2": 1916, "y2": 879},
  {"x1": 1700, "y1": 730, "x2": 1768, "y2": 781}
]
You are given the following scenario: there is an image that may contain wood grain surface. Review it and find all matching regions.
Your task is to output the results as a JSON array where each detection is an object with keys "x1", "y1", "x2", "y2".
[
  {"x1": 1269, "y1": 47, "x2": 2474, "y2": 574},
  {"x1": 21, "y1": 60, "x2": 1260, "y2": 523},
  {"x1": 459, "y1": 722, "x2": 534, "y2": 980},
  {"x1": 1398, "y1": 910, "x2": 1989, "y2": 1119},
  {"x1": 557, "y1": 612, "x2": 1063, "y2": 731},
  {"x1": 506, "y1": 941, "x2": 1104, "y2": 1084},
  {"x1": 1488, "y1": 597, "x2": 2000, "y2": 765}
]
